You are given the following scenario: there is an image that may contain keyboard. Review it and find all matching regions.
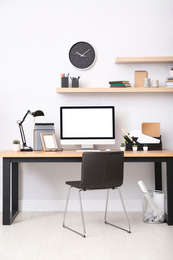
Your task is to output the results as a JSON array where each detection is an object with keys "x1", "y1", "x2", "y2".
[{"x1": 76, "y1": 150, "x2": 101, "y2": 152}]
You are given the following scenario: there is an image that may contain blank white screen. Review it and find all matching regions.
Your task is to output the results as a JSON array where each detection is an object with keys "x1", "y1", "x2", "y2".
[{"x1": 61, "y1": 108, "x2": 114, "y2": 138}]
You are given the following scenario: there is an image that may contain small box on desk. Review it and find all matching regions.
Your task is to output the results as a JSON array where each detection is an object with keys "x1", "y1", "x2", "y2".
[{"x1": 125, "y1": 136, "x2": 162, "y2": 151}]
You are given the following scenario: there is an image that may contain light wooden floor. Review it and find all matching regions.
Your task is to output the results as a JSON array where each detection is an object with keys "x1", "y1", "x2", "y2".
[{"x1": 0, "y1": 211, "x2": 173, "y2": 260}]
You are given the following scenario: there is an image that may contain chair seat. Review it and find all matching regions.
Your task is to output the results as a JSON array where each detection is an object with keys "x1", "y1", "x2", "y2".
[
  {"x1": 66, "y1": 181, "x2": 116, "y2": 190},
  {"x1": 66, "y1": 181, "x2": 81, "y2": 189}
]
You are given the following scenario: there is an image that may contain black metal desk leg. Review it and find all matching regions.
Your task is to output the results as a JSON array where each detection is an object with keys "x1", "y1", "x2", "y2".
[
  {"x1": 166, "y1": 158, "x2": 173, "y2": 225},
  {"x1": 2, "y1": 159, "x2": 19, "y2": 225},
  {"x1": 12, "y1": 163, "x2": 18, "y2": 213},
  {"x1": 154, "y1": 162, "x2": 162, "y2": 190},
  {"x1": 3, "y1": 158, "x2": 11, "y2": 225}
]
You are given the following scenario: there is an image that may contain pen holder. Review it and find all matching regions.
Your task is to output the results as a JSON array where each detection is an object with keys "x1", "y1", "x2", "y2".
[
  {"x1": 61, "y1": 77, "x2": 69, "y2": 88},
  {"x1": 72, "y1": 78, "x2": 79, "y2": 88}
]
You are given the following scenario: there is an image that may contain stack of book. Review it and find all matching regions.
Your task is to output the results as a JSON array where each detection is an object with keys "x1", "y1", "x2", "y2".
[
  {"x1": 109, "y1": 81, "x2": 131, "y2": 88},
  {"x1": 165, "y1": 77, "x2": 173, "y2": 88}
]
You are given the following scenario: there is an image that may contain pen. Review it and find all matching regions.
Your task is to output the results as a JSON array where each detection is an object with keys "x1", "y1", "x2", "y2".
[
  {"x1": 121, "y1": 128, "x2": 136, "y2": 144},
  {"x1": 123, "y1": 136, "x2": 128, "y2": 144}
]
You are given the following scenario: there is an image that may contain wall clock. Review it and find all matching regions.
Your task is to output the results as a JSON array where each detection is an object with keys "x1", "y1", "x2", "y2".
[{"x1": 69, "y1": 41, "x2": 96, "y2": 70}]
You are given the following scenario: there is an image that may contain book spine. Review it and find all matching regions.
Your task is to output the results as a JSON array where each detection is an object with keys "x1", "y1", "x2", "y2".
[
  {"x1": 109, "y1": 81, "x2": 129, "y2": 84},
  {"x1": 110, "y1": 84, "x2": 126, "y2": 86}
]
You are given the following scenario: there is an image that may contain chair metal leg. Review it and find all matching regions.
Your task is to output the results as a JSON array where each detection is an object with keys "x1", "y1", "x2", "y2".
[
  {"x1": 79, "y1": 190, "x2": 86, "y2": 237},
  {"x1": 104, "y1": 189, "x2": 109, "y2": 223},
  {"x1": 117, "y1": 188, "x2": 131, "y2": 233},
  {"x1": 62, "y1": 187, "x2": 86, "y2": 238},
  {"x1": 63, "y1": 186, "x2": 71, "y2": 227},
  {"x1": 104, "y1": 188, "x2": 131, "y2": 233},
  {"x1": 63, "y1": 186, "x2": 131, "y2": 236}
]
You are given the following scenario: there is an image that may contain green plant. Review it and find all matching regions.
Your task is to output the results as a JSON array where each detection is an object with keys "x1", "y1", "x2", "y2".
[
  {"x1": 143, "y1": 144, "x2": 148, "y2": 147},
  {"x1": 121, "y1": 142, "x2": 125, "y2": 147},
  {"x1": 13, "y1": 140, "x2": 20, "y2": 144},
  {"x1": 132, "y1": 144, "x2": 137, "y2": 147}
]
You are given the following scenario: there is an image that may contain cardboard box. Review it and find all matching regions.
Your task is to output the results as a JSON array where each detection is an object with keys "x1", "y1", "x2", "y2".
[{"x1": 134, "y1": 71, "x2": 148, "y2": 88}]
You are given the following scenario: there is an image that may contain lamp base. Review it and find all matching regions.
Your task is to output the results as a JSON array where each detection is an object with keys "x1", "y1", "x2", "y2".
[{"x1": 20, "y1": 147, "x2": 33, "y2": 152}]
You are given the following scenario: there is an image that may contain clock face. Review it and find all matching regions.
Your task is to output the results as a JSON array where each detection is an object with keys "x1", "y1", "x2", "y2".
[{"x1": 69, "y1": 42, "x2": 96, "y2": 69}]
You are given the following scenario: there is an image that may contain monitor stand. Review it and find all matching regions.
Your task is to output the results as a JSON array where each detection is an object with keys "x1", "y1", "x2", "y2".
[
  {"x1": 76, "y1": 145, "x2": 100, "y2": 152},
  {"x1": 81, "y1": 144, "x2": 94, "y2": 150}
]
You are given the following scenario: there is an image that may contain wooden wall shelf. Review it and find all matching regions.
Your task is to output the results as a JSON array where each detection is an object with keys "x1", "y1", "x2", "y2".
[
  {"x1": 115, "y1": 56, "x2": 173, "y2": 64},
  {"x1": 56, "y1": 88, "x2": 173, "y2": 93}
]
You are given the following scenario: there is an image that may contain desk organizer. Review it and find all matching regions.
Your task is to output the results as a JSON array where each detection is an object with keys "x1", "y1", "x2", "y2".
[{"x1": 125, "y1": 136, "x2": 162, "y2": 151}]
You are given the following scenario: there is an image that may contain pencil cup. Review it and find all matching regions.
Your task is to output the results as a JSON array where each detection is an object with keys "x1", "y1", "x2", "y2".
[
  {"x1": 142, "y1": 190, "x2": 165, "y2": 223},
  {"x1": 61, "y1": 77, "x2": 69, "y2": 88},
  {"x1": 72, "y1": 78, "x2": 79, "y2": 88}
]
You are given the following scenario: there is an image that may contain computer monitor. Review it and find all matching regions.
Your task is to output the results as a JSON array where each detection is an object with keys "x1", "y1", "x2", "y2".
[{"x1": 60, "y1": 106, "x2": 115, "y2": 149}]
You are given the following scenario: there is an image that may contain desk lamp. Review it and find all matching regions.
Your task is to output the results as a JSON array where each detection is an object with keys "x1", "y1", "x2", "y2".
[{"x1": 17, "y1": 110, "x2": 44, "y2": 151}]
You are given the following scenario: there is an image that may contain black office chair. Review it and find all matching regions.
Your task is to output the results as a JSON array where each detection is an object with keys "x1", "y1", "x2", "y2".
[{"x1": 63, "y1": 151, "x2": 131, "y2": 237}]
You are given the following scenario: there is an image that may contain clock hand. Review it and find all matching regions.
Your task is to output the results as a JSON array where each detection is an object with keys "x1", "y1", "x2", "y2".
[
  {"x1": 75, "y1": 51, "x2": 83, "y2": 57},
  {"x1": 75, "y1": 51, "x2": 87, "y2": 57},
  {"x1": 81, "y1": 49, "x2": 90, "y2": 56}
]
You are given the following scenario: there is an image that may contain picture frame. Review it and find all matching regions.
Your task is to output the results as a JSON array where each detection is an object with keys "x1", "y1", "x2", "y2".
[{"x1": 40, "y1": 133, "x2": 58, "y2": 151}]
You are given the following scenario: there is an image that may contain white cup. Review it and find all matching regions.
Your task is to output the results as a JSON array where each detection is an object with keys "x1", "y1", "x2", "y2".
[{"x1": 152, "y1": 80, "x2": 159, "y2": 88}]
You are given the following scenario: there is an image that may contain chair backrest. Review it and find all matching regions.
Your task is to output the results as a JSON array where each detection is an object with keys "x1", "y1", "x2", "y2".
[{"x1": 80, "y1": 151, "x2": 124, "y2": 189}]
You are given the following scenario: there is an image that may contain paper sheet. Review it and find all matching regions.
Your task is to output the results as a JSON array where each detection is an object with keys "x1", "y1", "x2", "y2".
[
  {"x1": 137, "y1": 134, "x2": 160, "y2": 144},
  {"x1": 129, "y1": 130, "x2": 160, "y2": 144}
]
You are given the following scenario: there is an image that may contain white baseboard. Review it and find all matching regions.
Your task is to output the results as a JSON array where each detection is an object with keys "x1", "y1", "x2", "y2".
[
  {"x1": 1, "y1": 199, "x2": 167, "y2": 213},
  {"x1": 14, "y1": 199, "x2": 142, "y2": 212}
]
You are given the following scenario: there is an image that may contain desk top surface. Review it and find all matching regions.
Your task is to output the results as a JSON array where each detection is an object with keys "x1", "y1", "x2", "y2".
[{"x1": 0, "y1": 149, "x2": 173, "y2": 158}]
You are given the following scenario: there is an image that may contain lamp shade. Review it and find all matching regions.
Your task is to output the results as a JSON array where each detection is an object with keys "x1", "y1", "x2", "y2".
[{"x1": 32, "y1": 110, "x2": 44, "y2": 117}]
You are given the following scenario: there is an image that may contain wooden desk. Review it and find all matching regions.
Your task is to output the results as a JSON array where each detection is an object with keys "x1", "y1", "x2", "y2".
[{"x1": 1, "y1": 150, "x2": 173, "y2": 225}]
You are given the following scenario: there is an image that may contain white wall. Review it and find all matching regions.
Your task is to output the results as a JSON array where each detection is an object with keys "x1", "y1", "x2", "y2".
[{"x1": 0, "y1": 0, "x2": 173, "y2": 211}]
